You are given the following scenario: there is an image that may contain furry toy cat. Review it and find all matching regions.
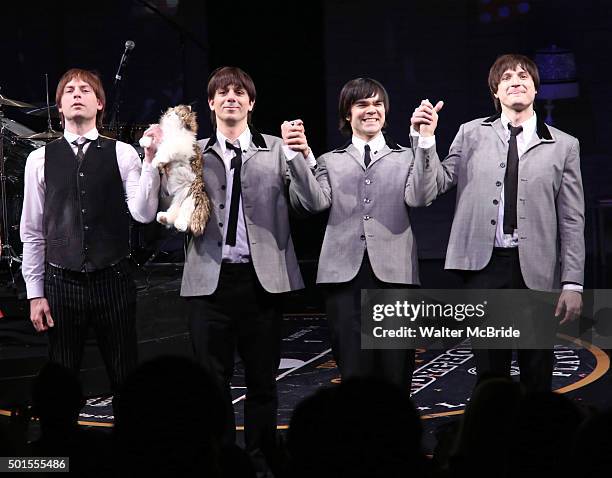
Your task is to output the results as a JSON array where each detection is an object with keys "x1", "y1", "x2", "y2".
[{"x1": 140, "y1": 105, "x2": 210, "y2": 236}]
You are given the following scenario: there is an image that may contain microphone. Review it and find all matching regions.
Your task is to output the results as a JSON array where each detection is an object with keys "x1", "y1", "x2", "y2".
[{"x1": 114, "y1": 40, "x2": 135, "y2": 85}]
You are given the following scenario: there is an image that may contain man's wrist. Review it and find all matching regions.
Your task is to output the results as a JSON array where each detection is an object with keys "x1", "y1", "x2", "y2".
[{"x1": 562, "y1": 283, "x2": 583, "y2": 293}]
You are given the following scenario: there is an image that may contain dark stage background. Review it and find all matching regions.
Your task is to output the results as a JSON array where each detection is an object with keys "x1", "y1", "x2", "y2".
[{"x1": 2, "y1": 0, "x2": 612, "y2": 286}]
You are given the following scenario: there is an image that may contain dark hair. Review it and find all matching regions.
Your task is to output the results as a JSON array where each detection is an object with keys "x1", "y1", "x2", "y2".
[
  {"x1": 56, "y1": 68, "x2": 106, "y2": 129},
  {"x1": 207, "y1": 66, "x2": 256, "y2": 126},
  {"x1": 338, "y1": 78, "x2": 389, "y2": 136},
  {"x1": 488, "y1": 54, "x2": 540, "y2": 111}
]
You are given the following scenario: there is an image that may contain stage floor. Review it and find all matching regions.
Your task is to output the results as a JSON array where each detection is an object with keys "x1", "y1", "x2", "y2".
[{"x1": 1, "y1": 265, "x2": 611, "y2": 452}]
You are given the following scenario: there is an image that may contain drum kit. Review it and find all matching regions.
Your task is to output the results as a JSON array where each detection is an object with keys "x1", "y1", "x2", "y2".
[{"x1": 0, "y1": 91, "x2": 50, "y2": 278}]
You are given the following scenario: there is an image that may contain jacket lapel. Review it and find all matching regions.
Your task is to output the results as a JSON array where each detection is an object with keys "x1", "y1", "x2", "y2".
[
  {"x1": 243, "y1": 129, "x2": 268, "y2": 165},
  {"x1": 202, "y1": 136, "x2": 225, "y2": 165},
  {"x1": 523, "y1": 116, "x2": 555, "y2": 155},
  {"x1": 371, "y1": 134, "x2": 403, "y2": 164},
  {"x1": 345, "y1": 143, "x2": 364, "y2": 169}
]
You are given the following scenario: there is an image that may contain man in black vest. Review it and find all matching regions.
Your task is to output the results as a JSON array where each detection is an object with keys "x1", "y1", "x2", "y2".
[{"x1": 20, "y1": 68, "x2": 160, "y2": 391}]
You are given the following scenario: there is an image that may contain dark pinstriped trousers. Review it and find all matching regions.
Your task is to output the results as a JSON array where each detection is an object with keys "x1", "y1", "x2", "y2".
[{"x1": 44, "y1": 261, "x2": 138, "y2": 392}]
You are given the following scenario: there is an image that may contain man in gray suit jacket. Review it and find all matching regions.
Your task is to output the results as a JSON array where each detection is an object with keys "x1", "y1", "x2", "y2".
[
  {"x1": 147, "y1": 66, "x2": 313, "y2": 461},
  {"x1": 288, "y1": 78, "x2": 432, "y2": 392},
  {"x1": 409, "y1": 54, "x2": 584, "y2": 391}
]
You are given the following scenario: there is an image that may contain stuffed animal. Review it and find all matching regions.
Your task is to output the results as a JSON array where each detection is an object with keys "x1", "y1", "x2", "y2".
[{"x1": 140, "y1": 105, "x2": 210, "y2": 236}]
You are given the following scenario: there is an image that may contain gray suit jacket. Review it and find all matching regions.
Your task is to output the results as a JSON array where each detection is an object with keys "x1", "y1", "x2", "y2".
[
  {"x1": 289, "y1": 135, "x2": 429, "y2": 285},
  {"x1": 409, "y1": 114, "x2": 585, "y2": 291},
  {"x1": 178, "y1": 131, "x2": 304, "y2": 296}
]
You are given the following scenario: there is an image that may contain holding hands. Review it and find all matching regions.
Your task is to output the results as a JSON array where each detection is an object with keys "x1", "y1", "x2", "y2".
[
  {"x1": 281, "y1": 119, "x2": 311, "y2": 158},
  {"x1": 411, "y1": 99, "x2": 444, "y2": 137}
]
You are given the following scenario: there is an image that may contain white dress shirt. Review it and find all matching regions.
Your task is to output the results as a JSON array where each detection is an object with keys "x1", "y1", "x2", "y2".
[
  {"x1": 216, "y1": 128, "x2": 252, "y2": 263},
  {"x1": 494, "y1": 112, "x2": 537, "y2": 247},
  {"x1": 20, "y1": 128, "x2": 160, "y2": 298},
  {"x1": 351, "y1": 132, "x2": 387, "y2": 159}
]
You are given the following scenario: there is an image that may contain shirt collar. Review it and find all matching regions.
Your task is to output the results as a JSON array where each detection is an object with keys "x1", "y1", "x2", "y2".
[
  {"x1": 351, "y1": 132, "x2": 386, "y2": 156},
  {"x1": 64, "y1": 127, "x2": 98, "y2": 145},
  {"x1": 500, "y1": 111, "x2": 537, "y2": 142},
  {"x1": 217, "y1": 127, "x2": 251, "y2": 155}
]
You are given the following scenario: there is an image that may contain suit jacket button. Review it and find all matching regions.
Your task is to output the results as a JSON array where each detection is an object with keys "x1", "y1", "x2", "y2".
[
  {"x1": 491, "y1": 219, "x2": 496, "y2": 225},
  {"x1": 218, "y1": 222, "x2": 223, "y2": 227},
  {"x1": 500, "y1": 162, "x2": 506, "y2": 168},
  {"x1": 496, "y1": 181, "x2": 502, "y2": 187},
  {"x1": 221, "y1": 185, "x2": 226, "y2": 190},
  {"x1": 360, "y1": 235, "x2": 366, "y2": 241},
  {"x1": 365, "y1": 179, "x2": 372, "y2": 185},
  {"x1": 493, "y1": 199, "x2": 499, "y2": 205},
  {"x1": 220, "y1": 204, "x2": 225, "y2": 209}
]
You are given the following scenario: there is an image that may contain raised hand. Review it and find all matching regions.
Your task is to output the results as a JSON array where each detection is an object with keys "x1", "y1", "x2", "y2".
[
  {"x1": 411, "y1": 99, "x2": 444, "y2": 136},
  {"x1": 281, "y1": 119, "x2": 311, "y2": 158}
]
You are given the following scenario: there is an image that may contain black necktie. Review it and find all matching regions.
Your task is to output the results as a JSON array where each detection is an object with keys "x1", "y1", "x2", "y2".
[
  {"x1": 503, "y1": 124, "x2": 523, "y2": 234},
  {"x1": 225, "y1": 141, "x2": 242, "y2": 246},
  {"x1": 364, "y1": 144, "x2": 371, "y2": 167},
  {"x1": 72, "y1": 138, "x2": 91, "y2": 163}
]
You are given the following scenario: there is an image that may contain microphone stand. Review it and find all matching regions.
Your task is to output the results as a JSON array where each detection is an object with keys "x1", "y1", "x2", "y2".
[{"x1": 107, "y1": 46, "x2": 133, "y2": 138}]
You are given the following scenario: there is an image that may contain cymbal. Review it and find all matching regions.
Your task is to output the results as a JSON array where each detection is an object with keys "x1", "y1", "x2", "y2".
[
  {"x1": 0, "y1": 94, "x2": 35, "y2": 109},
  {"x1": 26, "y1": 105, "x2": 60, "y2": 118},
  {"x1": 22, "y1": 130, "x2": 62, "y2": 140}
]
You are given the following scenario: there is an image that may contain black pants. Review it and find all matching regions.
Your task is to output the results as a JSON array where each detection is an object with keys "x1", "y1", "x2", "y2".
[
  {"x1": 187, "y1": 262, "x2": 282, "y2": 456},
  {"x1": 45, "y1": 260, "x2": 137, "y2": 392},
  {"x1": 324, "y1": 252, "x2": 416, "y2": 393},
  {"x1": 461, "y1": 248, "x2": 554, "y2": 392}
]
